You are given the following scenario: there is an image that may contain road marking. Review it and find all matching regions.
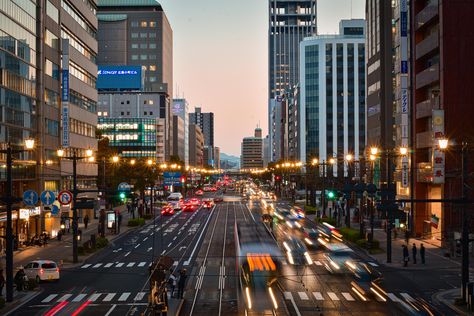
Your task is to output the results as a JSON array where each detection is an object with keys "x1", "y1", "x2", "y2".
[
  {"x1": 167, "y1": 242, "x2": 172, "y2": 248},
  {"x1": 41, "y1": 294, "x2": 58, "y2": 303},
  {"x1": 315, "y1": 260, "x2": 323, "y2": 266},
  {"x1": 173, "y1": 236, "x2": 177, "y2": 241},
  {"x1": 147, "y1": 247, "x2": 152, "y2": 252},
  {"x1": 72, "y1": 293, "x2": 87, "y2": 302},
  {"x1": 400, "y1": 293, "x2": 415, "y2": 301},
  {"x1": 103, "y1": 293, "x2": 116, "y2": 302},
  {"x1": 327, "y1": 292, "x2": 339, "y2": 301},
  {"x1": 118, "y1": 292, "x2": 131, "y2": 301},
  {"x1": 57, "y1": 294, "x2": 72, "y2": 302},
  {"x1": 134, "y1": 292, "x2": 146, "y2": 301},
  {"x1": 283, "y1": 292, "x2": 302, "y2": 316},
  {"x1": 92, "y1": 263, "x2": 102, "y2": 268},
  {"x1": 115, "y1": 262, "x2": 124, "y2": 267},
  {"x1": 313, "y1": 292, "x2": 324, "y2": 300},
  {"x1": 88, "y1": 293, "x2": 101, "y2": 302},
  {"x1": 161, "y1": 250, "x2": 166, "y2": 255},
  {"x1": 127, "y1": 262, "x2": 135, "y2": 267},
  {"x1": 104, "y1": 304, "x2": 117, "y2": 316},
  {"x1": 184, "y1": 206, "x2": 216, "y2": 265},
  {"x1": 368, "y1": 262, "x2": 379, "y2": 267},
  {"x1": 387, "y1": 293, "x2": 401, "y2": 302},
  {"x1": 172, "y1": 261, "x2": 178, "y2": 266},
  {"x1": 124, "y1": 251, "x2": 131, "y2": 257},
  {"x1": 81, "y1": 264, "x2": 91, "y2": 269},
  {"x1": 143, "y1": 237, "x2": 148, "y2": 241},
  {"x1": 104, "y1": 263, "x2": 113, "y2": 268},
  {"x1": 134, "y1": 243, "x2": 141, "y2": 249},
  {"x1": 112, "y1": 248, "x2": 122, "y2": 253},
  {"x1": 298, "y1": 292, "x2": 309, "y2": 300},
  {"x1": 138, "y1": 262, "x2": 147, "y2": 267},
  {"x1": 342, "y1": 292, "x2": 355, "y2": 301}
]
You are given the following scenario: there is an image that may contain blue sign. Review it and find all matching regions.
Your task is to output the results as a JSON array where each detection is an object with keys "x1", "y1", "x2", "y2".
[
  {"x1": 51, "y1": 202, "x2": 60, "y2": 215},
  {"x1": 401, "y1": 61, "x2": 408, "y2": 74},
  {"x1": 97, "y1": 65, "x2": 142, "y2": 90},
  {"x1": 62, "y1": 106, "x2": 69, "y2": 147},
  {"x1": 118, "y1": 182, "x2": 132, "y2": 191},
  {"x1": 400, "y1": 12, "x2": 408, "y2": 37},
  {"x1": 164, "y1": 172, "x2": 182, "y2": 186},
  {"x1": 23, "y1": 190, "x2": 38, "y2": 206},
  {"x1": 62, "y1": 69, "x2": 69, "y2": 102},
  {"x1": 40, "y1": 190, "x2": 56, "y2": 206}
]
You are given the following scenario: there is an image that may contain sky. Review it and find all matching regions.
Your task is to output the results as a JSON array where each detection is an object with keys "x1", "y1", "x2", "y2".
[{"x1": 159, "y1": 0, "x2": 365, "y2": 157}]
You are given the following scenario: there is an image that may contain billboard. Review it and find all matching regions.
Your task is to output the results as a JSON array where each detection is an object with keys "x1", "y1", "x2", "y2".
[{"x1": 97, "y1": 66, "x2": 142, "y2": 90}]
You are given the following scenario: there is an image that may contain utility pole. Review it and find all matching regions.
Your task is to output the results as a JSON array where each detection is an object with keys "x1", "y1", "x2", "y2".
[
  {"x1": 461, "y1": 142, "x2": 469, "y2": 301},
  {"x1": 5, "y1": 146, "x2": 13, "y2": 302},
  {"x1": 72, "y1": 150, "x2": 79, "y2": 263}
]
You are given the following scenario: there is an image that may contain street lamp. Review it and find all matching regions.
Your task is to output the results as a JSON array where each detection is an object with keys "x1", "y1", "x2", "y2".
[
  {"x1": 370, "y1": 147, "x2": 379, "y2": 156},
  {"x1": 112, "y1": 155, "x2": 120, "y2": 163},
  {"x1": 130, "y1": 159, "x2": 136, "y2": 166},
  {"x1": 147, "y1": 159, "x2": 153, "y2": 166},
  {"x1": 0, "y1": 138, "x2": 35, "y2": 302},
  {"x1": 56, "y1": 147, "x2": 94, "y2": 264}
]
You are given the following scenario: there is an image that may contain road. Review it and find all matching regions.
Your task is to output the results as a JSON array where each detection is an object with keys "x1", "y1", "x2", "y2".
[{"x1": 13, "y1": 192, "x2": 449, "y2": 315}]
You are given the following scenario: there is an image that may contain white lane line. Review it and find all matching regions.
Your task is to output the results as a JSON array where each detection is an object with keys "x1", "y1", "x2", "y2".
[
  {"x1": 57, "y1": 294, "x2": 72, "y2": 302},
  {"x1": 327, "y1": 292, "x2": 339, "y2": 301},
  {"x1": 161, "y1": 250, "x2": 166, "y2": 255},
  {"x1": 134, "y1": 243, "x2": 141, "y2": 249},
  {"x1": 172, "y1": 261, "x2": 178, "y2": 266},
  {"x1": 400, "y1": 293, "x2": 415, "y2": 302},
  {"x1": 315, "y1": 261, "x2": 323, "y2": 266},
  {"x1": 183, "y1": 205, "x2": 216, "y2": 265},
  {"x1": 147, "y1": 247, "x2": 152, "y2": 252},
  {"x1": 342, "y1": 292, "x2": 355, "y2": 301},
  {"x1": 118, "y1": 292, "x2": 131, "y2": 301},
  {"x1": 81, "y1": 264, "x2": 91, "y2": 269},
  {"x1": 72, "y1": 293, "x2": 87, "y2": 302},
  {"x1": 173, "y1": 236, "x2": 177, "y2": 241},
  {"x1": 138, "y1": 262, "x2": 147, "y2": 267},
  {"x1": 103, "y1": 293, "x2": 116, "y2": 302},
  {"x1": 116, "y1": 262, "x2": 124, "y2": 267},
  {"x1": 313, "y1": 292, "x2": 324, "y2": 300},
  {"x1": 126, "y1": 262, "x2": 135, "y2": 267},
  {"x1": 368, "y1": 262, "x2": 379, "y2": 267},
  {"x1": 104, "y1": 304, "x2": 117, "y2": 316},
  {"x1": 88, "y1": 293, "x2": 102, "y2": 302},
  {"x1": 167, "y1": 242, "x2": 172, "y2": 248},
  {"x1": 124, "y1": 251, "x2": 131, "y2": 257},
  {"x1": 41, "y1": 294, "x2": 58, "y2": 303},
  {"x1": 134, "y1": 292, "x2": 146, "y2": 301},
  {"x1": 143, "y1": 237, "x2": 148, "y2": 241},
  {"x1": 298, "y1": 292, "x2": 309, "y2": 300},
  {"x1": 387, "y1": 293, "x2": 401, "y2": 302},
  {"x1": 104, "y1": 263, "x2": 113, "y2": 268},
  {"x1": 92, "y1": 263, "x2": 102, "y2": 268},
  {"x1": 283, "y1": 292, "x2": 302, "y2": 316}
]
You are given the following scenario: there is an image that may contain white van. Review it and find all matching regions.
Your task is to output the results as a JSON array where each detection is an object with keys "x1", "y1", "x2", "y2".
[{"x1": 167, "y1": 193, "x2": 184, "y2": 210}]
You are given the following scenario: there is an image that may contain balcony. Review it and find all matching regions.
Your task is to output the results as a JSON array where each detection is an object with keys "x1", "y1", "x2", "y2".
[
  {"x1": 415, "y1": 0, "x2": 439, "y2": 30},
  {"x1": 416, "y1": 63, "x2": 439, "y2": 89},
  {"x1": 416, "y1": 96, "x2": 440, "y2": 119},
  {"x1": 416, "y1": 131, "x2": 433, "y2": 149},
  {"x1": 416, "y1": 30, "x2": 439, "y2": 60}
]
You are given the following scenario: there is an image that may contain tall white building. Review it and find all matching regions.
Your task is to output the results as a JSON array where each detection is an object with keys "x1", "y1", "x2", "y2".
[
  {"x1": 172, "y1": 99, "x2": 189, "y2": 164},
  {"x1": 300, "y1": 20, "x2": 366, "y2": 174}
]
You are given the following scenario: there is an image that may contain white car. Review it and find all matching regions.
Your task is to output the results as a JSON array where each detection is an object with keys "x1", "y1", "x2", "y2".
[{"x1": 24, "y1": 260, "x2": 60, "y2": 282}]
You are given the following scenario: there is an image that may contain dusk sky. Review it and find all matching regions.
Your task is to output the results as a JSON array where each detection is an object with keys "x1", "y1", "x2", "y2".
[{"x1": 159, "y1": 0, "x2": 365, "y2": 156}]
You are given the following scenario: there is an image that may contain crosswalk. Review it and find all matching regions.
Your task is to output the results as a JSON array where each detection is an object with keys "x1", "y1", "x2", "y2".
[
  {"x1": 40, "y1": 291, "x2": 149, "y2": 304},
  {"x1": 80, "y1": 262, "x2": 152, "y2": 269},
  {"x1": 282, "y1": 259, "x2": 379, "y2": 268},
  {"x1": 283, "y1": 290, "x2": 414, "y2": 303}
]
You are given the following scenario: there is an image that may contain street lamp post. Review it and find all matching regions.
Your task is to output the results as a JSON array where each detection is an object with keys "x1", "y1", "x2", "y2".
[
  {"x1": 0, "y1": 139, "x2": 35, "y2": 302},
  {"x1": 57, "y1": 148, "x2": 93, "y2": 263}
]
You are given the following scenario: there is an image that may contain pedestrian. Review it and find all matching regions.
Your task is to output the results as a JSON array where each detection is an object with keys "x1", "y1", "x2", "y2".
[
  {"x1": 412, "y1": 243, "x2": 417, "y2": 264},
  {"x1": 168, "y1": 272, "x2": 177, "y2": 297},
  {"x1": 84, "y1": 214, "x2": 89, "y2": 229},
  {"x1": 405, "y1": 230, "x2": 410, "y2": 245},
  {"x1": 177, "y1": 269, "x2": 187, "y2": 299},
  {"x1": 14, "y1": 266, "x2": 26, "y2": 291},
  {"x1": 66, "y1": 220, "x2": 70, "y2": 233},
  {"x1": 0, "y1": 269, "x2": 5, "y2": 296},
  {"x1": 118, "y1": 213, "x2": 122, "y2": 227},
  {"x1": 420, "y1": 243, "x2": 426, "y2": 264},
  {"x1": 402, "y1": 245, "x2": 409, "y2": 267}
]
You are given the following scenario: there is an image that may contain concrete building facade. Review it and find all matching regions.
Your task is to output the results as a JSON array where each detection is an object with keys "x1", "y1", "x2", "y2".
[
  {"x1": 172, "y1": 115, "x2": 185, "y2": 162},
  {"x1": 189, "y1": 124, "x2": 204, "y2": 167},
  {"x1": 241, "y1": 128, "x2": 263, "y2": 169}
]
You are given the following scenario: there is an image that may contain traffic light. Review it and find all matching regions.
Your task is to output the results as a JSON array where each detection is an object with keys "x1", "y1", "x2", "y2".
[
  {"x1": 180, "y1": 176, "x2": 186, "y2": 184},
  {"x1": 119, "y1": 192, "x2": 126, "y2": 201},
  {"x1": 327, "y1": 190, "x2": 335, "y2": 200}
]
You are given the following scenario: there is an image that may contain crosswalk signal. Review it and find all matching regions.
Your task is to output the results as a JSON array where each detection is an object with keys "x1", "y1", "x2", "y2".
[
  {"x1": 119, "y1": 192, "x2": 126, "y2": 201},
  {"x1": 327, "y1": 190, "x2": 335, "y2": 200}
]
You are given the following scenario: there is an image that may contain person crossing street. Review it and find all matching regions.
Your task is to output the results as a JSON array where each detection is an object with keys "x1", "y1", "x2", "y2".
[{"x1": 412, "y1": 243, "x2": 417, "y2": 264}]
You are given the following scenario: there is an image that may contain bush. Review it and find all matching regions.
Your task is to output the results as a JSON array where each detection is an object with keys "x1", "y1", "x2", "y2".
[
  {"x1": 96, "y1": 237, "x2": 109, "y2": 249},
  {"x1": 340, "y1": 227, "x2": 361, "y2": 242},
  {"x1": 128, "y1": 218, "x2": 145, "y2": 227},
  {"x1": 142, "y1": 214, "x2": 153, "y2": 220},
  {"x1": 304, "y1": 205, "x2": 317, "y2": 214},
  {"x1": 356, "y1": 238, "x2": 380, "y2": 250}
]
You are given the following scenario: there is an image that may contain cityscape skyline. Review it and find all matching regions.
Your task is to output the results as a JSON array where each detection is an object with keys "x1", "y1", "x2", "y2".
[{"x1": 159, "y1": 0, "x2": 365, "y2": 156}]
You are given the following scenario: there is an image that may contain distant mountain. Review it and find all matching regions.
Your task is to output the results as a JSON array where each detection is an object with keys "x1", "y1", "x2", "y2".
[{"x1": 220, "y1": 153, "x2": 240, "y2": 169}]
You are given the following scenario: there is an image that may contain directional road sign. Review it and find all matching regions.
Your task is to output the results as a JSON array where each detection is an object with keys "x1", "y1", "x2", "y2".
[
  {"x1": 40, "y1": 190, "x2": 56, "y2": 206},
  {"x1": 51, "y1": 201, "x2": 61, "y2": 215},
  {"x1": 118, "y1": 182, "x2": 132, "y2": 192},
  {"x1": 58, "y1": 190, "x2": 73, "y2": 205},
  {"x1": 23, "y1": 190, "x2": 38, "y2": 206}
]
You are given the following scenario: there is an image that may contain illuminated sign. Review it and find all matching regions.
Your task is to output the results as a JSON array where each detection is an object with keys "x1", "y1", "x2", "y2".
[{"x1": 97, "y1": 66, "x2": 142, "y2": 90}]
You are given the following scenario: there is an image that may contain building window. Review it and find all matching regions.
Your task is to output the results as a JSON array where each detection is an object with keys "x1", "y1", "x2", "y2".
[
  {"x1": 127, "y1": 111, "x2": 130, "y2": 115},
  {"x1": 149, "y1": 111, "x2": 153, "y2": 115},
  {"x1": 140, "y1": 55, "x2": 147, "y2": 60},
  {"x1": 131, "y1": 43, "x2": 138, "y2": 49},
  {"x1": 149, "y1": 33, "x2": 156, "y2": 38},
  {"x1": 46, "y1": 0, "x2": 59, "y2": 23},
  {"x1": 140, "y1": 33, "x2": 147, "y2": 38},
  {"x1": 140, "y1": 43, "x2": 147, "y2": 49},
  {"x1": 98, "y1": 111, "x2": 102, "y2": 116},
  {"x1": 149, "y1": 65, "x2": 156, "y2": 71},
  {"x1": 61, "y1": 0, "x2": 97, "y2": 38},
  {"x1": 45, "y1": 59, "x2": 59, "y2": 80},
  {"x1": 121, "y1": 112, "x2": 124, "y2": 115},
  {"x1": 131, "y1": 33, "x2": 138, "y2": 38},
  {"x1": 149, "y1": 77, "x2": 156, "y2": 82},
  {"x1": 45, "y1": 119, "x2": 59, "y2": 136},
  {"x1": 149, "y1": 43, "x2": 156, "y2": 49},
  {"x1": 149, "y1": 21, "x2": 157, "y2": 27},
  {"x1": 44, "y1": 89, "x2": 59, "y2": 108},
  {"x1": 140, "y1": 21, "x2": 147, "y2": 27},
  {"x1": 144, "y1": 111, "x2": 147, "y2": 115},
  {"x1": 45, "y1": 29, "x2": 58, "y2": 49},
  {"x1": 149, "y1": 54, "x2": 156, "y2": 60},
  {"x1": 131, "y1": 21, "x2": 138, "y2": 27},
  {"x1": 131, "y1": 55, "x2": 138, "y2": 60}
]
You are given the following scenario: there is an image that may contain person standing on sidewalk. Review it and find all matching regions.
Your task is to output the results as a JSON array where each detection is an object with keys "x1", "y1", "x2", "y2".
[
  {"x1": 177, "y1": 269, "x2": 187, "y2": 299},
  {"x1": 420, "y1": 243, "x2": 426, "y2": 264},
  {"x1": 405, "y1": 229, "x2": 410, "y2": 245},
  {"x1": 84, "y1": 214, "x2": 89, "y2": 229},
  {"x1": 412, "y1": 243, "x2": 417, "y2": 264},
  {"x1": 0, "y1": 268, "x2": 5, "y2": 296},
  {"x1": 402, "y1": 245, "x2": 409, "y2": 267}
]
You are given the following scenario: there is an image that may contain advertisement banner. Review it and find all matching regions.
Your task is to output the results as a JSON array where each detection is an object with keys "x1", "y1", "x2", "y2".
[{"x1": 97, "y1": 66, "x2": 142, "y2": 90}]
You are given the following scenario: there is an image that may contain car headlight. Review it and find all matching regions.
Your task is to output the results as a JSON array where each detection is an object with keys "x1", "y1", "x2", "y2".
[
  {"x1": 287, "y1": 252, "x2": 294, "y2": 265},
  {"x1": 304, "y1": 252, "x2": 313, "y2": 265},
  {"x1": 345, "y1": 260, "x2": 357, "y2": 270},
  {"x1": 304, "y1": 238, "x2": 313, "y2": 245},
  {"x1": 329, "y1": 259, "x2": 340, "y2": 270}
]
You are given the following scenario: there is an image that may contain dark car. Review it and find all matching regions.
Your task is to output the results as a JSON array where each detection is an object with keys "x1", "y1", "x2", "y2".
[{"x1": 214, "y1": 195, "x2": 224, "y2": 203}]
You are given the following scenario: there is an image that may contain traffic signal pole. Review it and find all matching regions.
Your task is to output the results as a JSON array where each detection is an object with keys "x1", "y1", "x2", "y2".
[{"x1": 461, "y1": 142, "x2": 469, "y2": 302}]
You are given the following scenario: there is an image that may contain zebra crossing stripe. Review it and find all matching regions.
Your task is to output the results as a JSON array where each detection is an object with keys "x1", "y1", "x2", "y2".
[
  {"x1": 72, "y1": 294, "x2": 87, "y2": 302},
  {"x1": 88, "y1": 293, "x2": 102, "y2": 302},
  {"x1": 387, "y1": 293, "x2": 401, "y2": 302},
  {"x1": 115, "y1": 262, "x2": 124, "y2": 267},
  {"x1": 41, "y1": 294, "x2": 58, "y2": 303},
  {"x1": 104, "y1": 263, "x2": 113, "y2": 268},
  {"x1": 134, "y1": 292, "x2": 146, "y2": 301},
  {"x1": 92, "y1": 263, "x2": 102, "y2": 268},
  {"x1": 400, "y1": 293, "x2": 414, "y2": 301},
  {"x1": 298, "y1": 292, "x2": 309, "y2": 300},
  {"x1": 118, "y1": 293, "x2": 131, "y2": 301},
  {"x1": 315, "y1": 261, "x2": 323, "y2": 266},
  {"x1": 103, "y1": 293, "x2": 116, "y2": 302},
  {"x1": 327, "y1": 292, "x2": 339, "y2": 301},
  {"x1": 126, "y1": 262, "x2": 135, "y2": 267},
  {"x1": 57, "y1": 294, "x2": 72, "y2": 302},
  {"x1": 342, "y1": 292, "x2": 355, "y2": 301},
  {"x1": 138, "y1": 262, "x2": 147, "y2": 267},
  {"x1": 81, "y1": 264, "x2": 91, "y2": 269},
  {"x1": 313, "y1": 292, "x2": 324, "y2": 300}
]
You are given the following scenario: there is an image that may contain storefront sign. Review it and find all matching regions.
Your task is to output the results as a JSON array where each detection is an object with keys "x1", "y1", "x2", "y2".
[
  {"x1": 107, "y1": 212, "x2": 116, "y2": 229},
  {"x1": 18, "y1": 207, "x2": 41, "y2": 220},
  {"x1": 0, "y1": 212, "x2": 18, "y2": 222}
]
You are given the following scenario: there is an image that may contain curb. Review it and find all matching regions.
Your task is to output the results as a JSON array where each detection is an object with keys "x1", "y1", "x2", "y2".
[
  {"x1": 432, "y1": 289, "x2": 470, "y2": 316},
  {"x1": 3, "y1": 289, "x2": 43, "y2": 316},
  {"x1": 174, "y1": 298, "x2": 184, "y2": 316}
]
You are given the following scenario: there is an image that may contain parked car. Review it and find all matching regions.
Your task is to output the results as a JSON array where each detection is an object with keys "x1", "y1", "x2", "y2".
[{"x1": 24, "y1": 260, "x2": 60, "y2": 283}]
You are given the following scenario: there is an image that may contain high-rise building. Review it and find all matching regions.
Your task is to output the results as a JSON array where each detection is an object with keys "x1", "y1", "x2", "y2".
[
  {"x1": 213, "y1": 147, "x2": 221, "y2": 170},
  {"x1": 241, "y1": 128, "x2": 263, "y2": 169},
  {"x1": 189, "y1": 107, "x2": 214, "y2": 148},
  {"x1": 1, "y1": 0, "x2": 99, "y2": 239},
  {"x1": 172, "y1": 115, "x2": 185, "y2": 162},
  {"x1": 97, "y1": 0, "x2": 173, "y2": 159},
  {"x1": 263, "y1": 135, "x2": 271, "y2": 167},
  {"x1": 172, "y1": 99, "x2": 189, "y2": 164},
  {"x1": 300, "y1": 20, "x2": 366, "y2": 171},
  {"x1": 189, "y1": 124, "x2": 204, "y2": 167},
  {"x1": 268, "y1": 0, "x2": 317, "y2": 161}
]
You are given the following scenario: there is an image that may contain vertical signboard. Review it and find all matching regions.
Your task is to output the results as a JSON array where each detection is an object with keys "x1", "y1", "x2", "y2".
[
  {"x1": 432, "y1": 110, "x2": 445, "y2": 184},
  {"x1": 400, "y1": 0, "x2": 409, "y2": 188},
  {"x1": 61, "y1": 39, "x2": 70, "y2": 148}
]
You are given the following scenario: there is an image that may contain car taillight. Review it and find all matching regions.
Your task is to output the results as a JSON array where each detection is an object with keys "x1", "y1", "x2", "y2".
[
  {"x1": 40, "y1": 268, "x2": 44, "y2": 274},
  {"x1": 56, "y1": 267, "x2": 60, "y2": 273}
]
